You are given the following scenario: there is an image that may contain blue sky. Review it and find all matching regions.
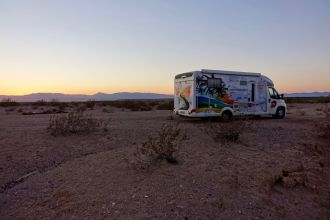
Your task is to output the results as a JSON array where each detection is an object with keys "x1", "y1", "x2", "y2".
[{"x1": 0, "y1": 0, "x2": 329, "y2": 95}]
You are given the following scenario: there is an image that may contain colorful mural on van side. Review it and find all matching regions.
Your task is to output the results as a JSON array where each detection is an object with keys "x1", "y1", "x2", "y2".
[{"x1": 196, "y1": 73, "x2": 234, "y2": 113}]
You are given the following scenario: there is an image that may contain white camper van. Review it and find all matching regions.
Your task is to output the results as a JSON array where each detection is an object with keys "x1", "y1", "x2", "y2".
[{"x1": 174, "y1": 69, "x2": 287, "y2": 120}]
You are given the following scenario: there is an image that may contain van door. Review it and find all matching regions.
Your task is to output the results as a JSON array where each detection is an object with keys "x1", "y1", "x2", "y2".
[
  {"x1": 268, "y1": 87, "x2": 279, "y2": 114},
  {"x1": 248, "y1": 82, "x2": 256, "y2": 113}
]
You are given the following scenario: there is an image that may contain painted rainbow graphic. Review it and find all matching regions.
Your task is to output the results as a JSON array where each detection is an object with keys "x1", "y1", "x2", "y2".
[{"x1": 197, "y1": 96, "x2": 232, "y2": 112}]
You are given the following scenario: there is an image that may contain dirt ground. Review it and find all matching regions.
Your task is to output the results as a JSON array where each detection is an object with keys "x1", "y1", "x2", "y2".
[{"x1": 0, "y1": 103, "x2": 329, "y2": 219}]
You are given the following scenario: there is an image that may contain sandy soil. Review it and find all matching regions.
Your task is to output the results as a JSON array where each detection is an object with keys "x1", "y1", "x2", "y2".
[{"x1": 0, "y1": 103, "x2": 329, "y2": 219}]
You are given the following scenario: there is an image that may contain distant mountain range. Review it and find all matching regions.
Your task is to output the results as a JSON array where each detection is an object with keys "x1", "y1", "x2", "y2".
[
  {"x1": 0, "y1": 91, "x2": 329, "y2": 102},
  {"x1": 0, "y1": 92, "x2": 173, "y2": 102},
  {"x1": 284, "y1": 92, "x2": 330, "y2": 98}
]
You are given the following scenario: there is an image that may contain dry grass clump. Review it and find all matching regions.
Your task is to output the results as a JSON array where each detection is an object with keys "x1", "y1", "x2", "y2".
[
  {"x1": 47, "y1": 112, "x2": 110, "y2": 136},
  {"x1": 298, "y1": 110, "x2": 306, "y2": 116},
  {"x1": 266, "y1": 161, "x2": 322, "y2": 192},
  {"x1": 102, "y1": 100, "x2": 149, "y2": 111},
  {"x1": 132, "y1": 124, "x2": 184, "y2": 169},
  {"x1": 102, "y1": 108, "x2": 112, "y2": 113},
  {"x1": 156, "y1": 101, "x2": 173, "y2": 110},
  {"x1": 0, "y1": 99, "x2": 19, "y2": 107},
  {"x1": 317, "y1": 105, "x2": 330, "y2": 138},
  {"x1": 85, "y1": 100, "x2": 96, "y2": 110},
  {"x1": 272, "y1": 166, "x2": 307, "y2": 189},
  {"x1": 102, "y1": 100, "x2": 165, "y2": 111},
  {"x1": 205, "y1": 118, "x2": 253, "y2": 143}
]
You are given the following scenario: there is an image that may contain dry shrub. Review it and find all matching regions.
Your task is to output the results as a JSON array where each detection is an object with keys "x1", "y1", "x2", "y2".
[
  {"x1": 5, "y1": 107, "x2": 16, "y2": 114},
  {"x1": 77, "y1": 105, "x2": 87, "y2": 112},
  {"x1": 104, "y1": 100, "x2": 153, "y2": 111},
  {"x1": 275, "y1": 166, "x2": 306, "y2": 188},
  {"x1": 156, "y1": 101, "x2": 173, "y2": 110},
  {"x1": 316, "y1": 104, "x2": 330, "y2": 138},
  {"x1": 0, "y1": 99, "x2": 19, "y2": 107},
  {"x1": 85, "y1": 100, "x2": 96, "y2": 110},
  {"x1": 47, "y1": 112, "x2": 110, "y2": 136},
  {"x1": 269, "y1": 165, "x2": 318, "y2": 191},
  {"x1": 132, "y1": 124, "x2": 184, "y2": 169},
  {"x1": 206, "y1": 118, "x2": 253, "y2": 143},
  {"x1": 102, "y1": 108, "x2": 112, "y2": 113},
  {"x1": 298, "y1": 110, "x2": 306, "y2": 116}
]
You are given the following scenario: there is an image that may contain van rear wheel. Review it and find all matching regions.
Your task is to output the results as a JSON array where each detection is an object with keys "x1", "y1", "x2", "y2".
[
  {"x1": 274, "y1": 107, "x2": 285, "y2": 119},
  {"x1": 222, "y1": 111, "x2": 232, "y2": 122}
]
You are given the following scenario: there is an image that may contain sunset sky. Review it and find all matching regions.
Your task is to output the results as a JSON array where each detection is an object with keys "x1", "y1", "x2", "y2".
[{"x1": 1, "y1": 0, "x2": 329, "y2": 95}]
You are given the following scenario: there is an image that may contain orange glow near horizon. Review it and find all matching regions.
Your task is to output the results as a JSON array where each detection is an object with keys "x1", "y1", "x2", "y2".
[
  {"x1": 1, "y1": 69, "x2": 329, "y2": 96},
  {"x1": 1, "y1": 78, "x2": 329, "y2": 96},
  {"x1": 0, "y1": 81, "x2": 174, "y2": 96}
]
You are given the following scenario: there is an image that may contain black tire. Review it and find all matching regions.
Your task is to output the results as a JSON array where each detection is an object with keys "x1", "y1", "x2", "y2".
[
  {"x1": 221, "y1": 111, "x2": 232, "y2": 122},
  {"x1": 274, "y1": 107, "x2": 285, "y2": 119}
]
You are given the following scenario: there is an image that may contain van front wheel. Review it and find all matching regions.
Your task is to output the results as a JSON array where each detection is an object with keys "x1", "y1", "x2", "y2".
[{"x1": 274, "y1": 107, "x2": 285, "y2": 119}]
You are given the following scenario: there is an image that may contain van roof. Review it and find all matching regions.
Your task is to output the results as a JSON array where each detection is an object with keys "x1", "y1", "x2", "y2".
[{"x1": 201, "y1": 69, "x2": 261, "y2": 77}]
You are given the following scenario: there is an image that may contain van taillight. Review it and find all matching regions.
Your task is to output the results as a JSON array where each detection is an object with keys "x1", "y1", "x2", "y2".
[
  {"x1": 271, "y1": 101, "x2": 276, "y2": 108},
  {"x1": 189, "y1": 109, "x2": 197, "y2": 114}
]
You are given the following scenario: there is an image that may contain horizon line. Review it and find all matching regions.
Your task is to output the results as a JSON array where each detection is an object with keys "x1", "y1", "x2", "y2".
[{"x1": 0, "y1": 90, "x2": 330, "y2": 97}]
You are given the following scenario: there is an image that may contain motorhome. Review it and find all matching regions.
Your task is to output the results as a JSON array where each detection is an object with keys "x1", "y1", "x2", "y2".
[{"x1": 174, "y1": 69, "x2": 287, "y2": 120}]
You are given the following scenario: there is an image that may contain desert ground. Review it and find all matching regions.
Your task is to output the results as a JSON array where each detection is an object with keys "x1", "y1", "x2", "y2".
[{"x1": 0, "y1": 102, "x2": 329, "y2": 219}]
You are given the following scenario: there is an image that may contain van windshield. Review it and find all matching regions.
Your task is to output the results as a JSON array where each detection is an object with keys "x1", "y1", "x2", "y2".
[{"x1": 269, "y1": 87, "x2": 280, "y2": 99}]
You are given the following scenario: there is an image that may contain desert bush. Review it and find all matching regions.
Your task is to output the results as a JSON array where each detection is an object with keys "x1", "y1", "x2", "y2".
[
  {"x1": 5, "y1": 107, "x2": 16, "y2": 113},
  {"x1": 285, "y1": 96, "x2": 330, "y2": 103},
  {"x1": 156, "y1": 101, "x2": 174, "y2": 110},
  {"x1": 0, "y1": 99, "x2": 19, "y2": 107},
  {"x1": 57, "y1": 104, "x2": 66, "y2": 112},
  {"x1": 139, "y1": 105, "x2": 152, "y2": 111},
  {"x1": 267, "y1": 166, "x2": 307, "y2": 190},
  {"x1": 75, "y1": 104, "x2": 87, "y2": 112},
  {"x1": 70, "y1": 102, "x2": 80, "y2": 107},
  {"x1": 47, "y1": 112, "x2": 109, "y2": 136},
  {"x1": 85, "y1": 100, "x2": 96, "y2": 110},
  {"x1": 33, "y1": 100, "x2": 47, "y2": 106},
  {"x1": 103, "y1": 100, "x2": 153, "y2": 111},
  {"x1": 205, "y1": 118, "x2": 253, "y2": 143},
  {"x1": 102, "y1": 108, "x2": 112, "y2": 113},
  {"x1": 317, "y1": 105, "x2": 330, "y2": 138},
  {"x1": 149, "y1": 101, "x2": 160, "y2": 107},
  {"x1": 298, "y1": 110, "x2": 306, "y2": 116},
  {"x1": 133, "y1": 124, "x2": 184, "y2": 169}
]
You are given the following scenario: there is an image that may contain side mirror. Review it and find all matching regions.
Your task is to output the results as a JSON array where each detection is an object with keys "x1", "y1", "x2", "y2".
[{"x1": 280, "y1": 94, "x2": 284, "y2": 99}]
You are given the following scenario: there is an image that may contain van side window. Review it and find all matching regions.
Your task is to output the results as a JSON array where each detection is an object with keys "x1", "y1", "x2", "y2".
[
  {"x1": 207, "y1": 78, "x2": 223, "y2": 89},
  {"x1": 240, "y1": 81, "x2": 247, "y2": 86},
  {"x1": 251, "y1": 84, "x2": 255, "y2": 102}
]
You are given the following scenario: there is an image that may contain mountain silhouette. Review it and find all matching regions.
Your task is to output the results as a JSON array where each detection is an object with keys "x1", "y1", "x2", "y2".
[{"x1": 0, "y1": 92, "x2": 173, "y2": 102}]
